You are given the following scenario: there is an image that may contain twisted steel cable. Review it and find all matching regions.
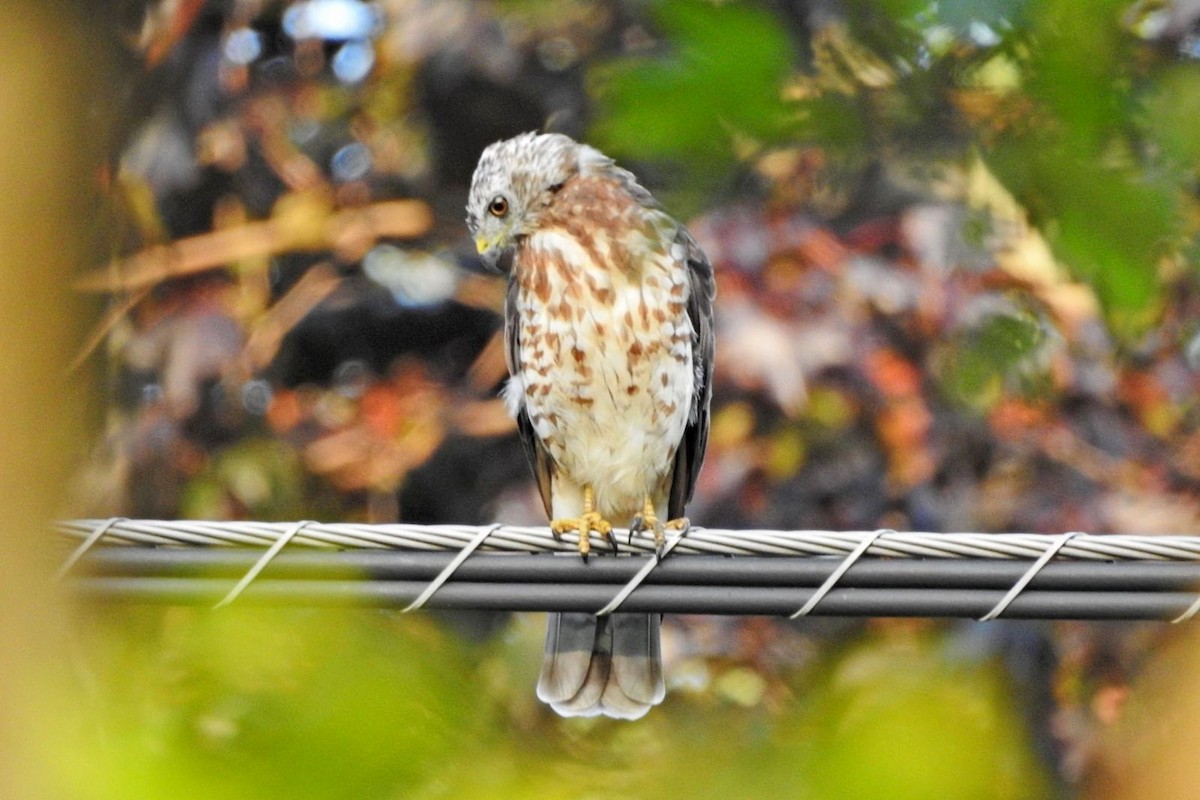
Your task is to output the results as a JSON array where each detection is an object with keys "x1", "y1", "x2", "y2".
[
  {"x1": 56, "y1": 519, "x2": 1200, "y2": 560},
  {"x1": 55, "y1": 520, "x2": 1200, "y2": 621}
]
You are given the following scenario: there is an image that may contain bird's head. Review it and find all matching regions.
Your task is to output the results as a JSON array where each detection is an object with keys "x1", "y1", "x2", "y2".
[{"x1": 466, "y1": 132, "x2": 581, "y2": 272}]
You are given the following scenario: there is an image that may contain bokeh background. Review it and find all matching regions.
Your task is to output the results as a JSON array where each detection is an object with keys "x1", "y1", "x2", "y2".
[{"x1": 7, "y1": 0, "x2": 1200, "y2": 797}]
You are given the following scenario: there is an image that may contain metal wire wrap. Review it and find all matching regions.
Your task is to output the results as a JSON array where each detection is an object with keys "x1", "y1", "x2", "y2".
[
  {"x1": 56, "y1": 520, "x2": 1200, "y2": 561},
  {"x1": 55, "y1": 520, "x2": 1200, "y2": 622}
]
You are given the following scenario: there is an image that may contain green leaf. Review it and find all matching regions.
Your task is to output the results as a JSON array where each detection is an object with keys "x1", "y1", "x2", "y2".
[
  {"x1": 939, "y1": 304, "x2": 1050, "y2": 408},
  {"x1": 793, "y1": 631, "x2": 1053, "y2": 800},
  {"x1": 589, "y1": 1, "x2": 794, "y2": 168},
  {"x1": 1142, "y1": 66, "x2": 1200, "y2": 168}
]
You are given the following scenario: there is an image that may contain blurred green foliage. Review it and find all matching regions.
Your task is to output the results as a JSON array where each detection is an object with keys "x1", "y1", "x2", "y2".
[
  {"x1": 988, "y1": 0, "x2": 1178, "y2": 330},
  {"x1": 50, "y1": 610, "x2": 479, "y2": 800},
  {"x1": 795, "y1": 631, "x2": 1051, "y2": 799},
  {"x1": 591, "y1": 2, "x2": 794, "y2": 167},
  {"x1": 181, "y1": 439, "x2": 309, "y2": 520},
  {"x1": 938, "y1": 304, "x2": 1051, "y2": 407},
  {"x1": 46, "y1": 611, "x2": 1050, "y2": 799},
  {"x1": 592, "y1": 0, "x2": 1199, "y2": 335}
]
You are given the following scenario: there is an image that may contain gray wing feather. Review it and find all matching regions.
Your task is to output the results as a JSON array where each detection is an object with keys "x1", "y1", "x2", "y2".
[
  {"x1": 668, "y1": 228, "x2": 715, "y2": 520},
  {"x1": 505, "y1": 277, "x2": 555, "y2": 518}
]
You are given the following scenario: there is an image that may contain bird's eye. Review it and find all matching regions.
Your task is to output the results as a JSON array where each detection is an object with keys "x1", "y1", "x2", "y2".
[{"x1": 488, "y1": 196, "x2": 509, "y2": 218}]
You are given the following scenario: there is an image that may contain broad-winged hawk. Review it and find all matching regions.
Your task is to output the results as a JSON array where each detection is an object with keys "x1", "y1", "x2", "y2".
[{"x1": 467, "y1": 132, "x2": 715, "y2": 719}]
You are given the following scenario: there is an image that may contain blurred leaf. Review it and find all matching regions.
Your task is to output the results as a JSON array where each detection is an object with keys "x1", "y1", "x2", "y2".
[
  {"x1": 1051, "y1": 176, "x2": 1171, "y2": 328},
  {"x1": 589, "y1": 1, "x2": 793, "y2": 172},
  {"x1": 766, "y1": 427, "x2": 807, "y2": 480},
  {"x1": 981, "y1": 0, "x2": 1180, "y2": 332},
  {"x1": 181, "y1": 438, "x2": 306, "y2": 519},
  {"x1": 789, "y1": 628, "x2": 1053, "y2": 800},
  {"x1": 938, "y1": 305, "x2": 1048, "y2": 408},
  {"x1": 790, "y1": 92, "x2": 869, "y2": 154},
  {"x1": 51, "y1": 609, "x2": 483, "y2": 800},
  {"x1": 805, "y1": 386, "x2": 857, "y2": 432},
  {"x1": 1024, "y1": 0, "x2": 1127, "y2": 153},
  {"x1": 935, "y1": 0, "x2": 1030, "y2": 33},
  {"x1": 1141, "y1": 66, "x2": 1200, "y2": 167},
  {"x1": 985, "y1": 143, "x2": 1167, "y2": 329}
]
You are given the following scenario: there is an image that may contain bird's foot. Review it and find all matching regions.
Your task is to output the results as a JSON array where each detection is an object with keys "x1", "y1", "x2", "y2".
[
  {"x1": 628, "y1": 511, "x2": 664, "y2": 554},
  {"x1": 551, "y1": 512, "x2": 616, "y2": 560},
  {"x1": 629, "y1": 503, "x2": 691, "y2": 560}
]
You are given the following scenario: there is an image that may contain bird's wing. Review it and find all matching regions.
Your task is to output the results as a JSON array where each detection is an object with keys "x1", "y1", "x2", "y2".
[
  {"x1": 505, "y1": 276, "x2": 556, "y2": 518},
  {"x1": 668, "y1": 227, "x2": 716, "y2": 520}
]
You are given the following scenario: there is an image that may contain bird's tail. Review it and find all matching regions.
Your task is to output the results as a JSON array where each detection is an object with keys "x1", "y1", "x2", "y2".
[{"x1": 536, "y1": 612, "x2": 665, "y2": 720}]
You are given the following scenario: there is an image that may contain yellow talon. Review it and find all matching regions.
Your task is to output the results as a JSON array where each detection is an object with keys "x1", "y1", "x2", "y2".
[
  {"x1": 551, "y1": 512, "x2": 613, "y2": 557},
  {"x1": 630, "y1": 496, "x2": 691, "y2": 557},
  {"x1": 549, "y1": 485, "x2": 615, "y2": 558}
]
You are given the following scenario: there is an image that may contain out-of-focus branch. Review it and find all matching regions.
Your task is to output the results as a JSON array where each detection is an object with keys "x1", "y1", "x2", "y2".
[
  {"x1": 75, "y1": 198, "x2": 434, "y2": 294},
  {"x1": 239, "y1": 262, "x2": 341, "y2": 373},
  {"x1": 67, "y1": 286, "x2": 151, "y2": 373}
]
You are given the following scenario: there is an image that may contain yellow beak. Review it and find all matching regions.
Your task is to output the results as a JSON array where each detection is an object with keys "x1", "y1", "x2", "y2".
[{"x1": 474, "y1": 236, "x2": 491, "y2": 255}]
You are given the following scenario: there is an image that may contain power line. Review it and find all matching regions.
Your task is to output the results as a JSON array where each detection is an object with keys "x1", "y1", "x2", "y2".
[{"x1": 56, "y1": 520, "x2": 1200, "y2": 622}]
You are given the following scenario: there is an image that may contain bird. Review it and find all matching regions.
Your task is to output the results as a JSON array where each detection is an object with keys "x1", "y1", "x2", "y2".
[{"x1": 466, "y1": 132, "x2": 714, "y2": 719}]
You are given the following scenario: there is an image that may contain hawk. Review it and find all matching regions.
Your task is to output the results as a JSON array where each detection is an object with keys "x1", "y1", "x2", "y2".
[{"x1": 467, "y1": 132, "x2": 714, "y2": 719}]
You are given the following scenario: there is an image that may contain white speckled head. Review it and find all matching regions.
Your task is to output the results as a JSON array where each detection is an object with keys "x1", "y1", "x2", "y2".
[{"x1": 466, "y1": 132, "x2": 582, "y2": 271}]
